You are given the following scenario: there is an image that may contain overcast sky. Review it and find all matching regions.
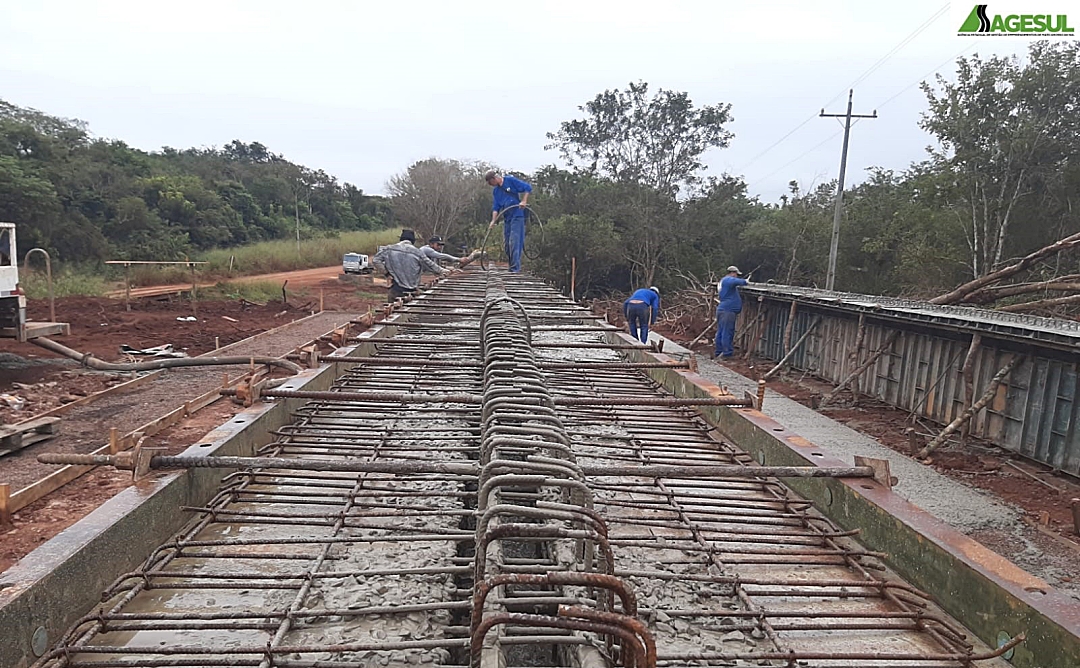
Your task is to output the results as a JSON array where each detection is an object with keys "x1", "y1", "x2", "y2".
[{"x1": 0, "y1": 1, "x2": 1032, "y2": 202}]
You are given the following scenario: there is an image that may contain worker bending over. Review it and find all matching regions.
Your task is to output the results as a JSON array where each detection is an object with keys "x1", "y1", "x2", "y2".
[
  {"x1": 419, "y1": 236, "x2": 479, "y2": 266},
  {"x1": 623, "y1": 286, "x2": 660, "y2": 344},
  {"x1": 373, "y1": 229, "x2": 452, "y2": 302},
  {"x1": 485, "y1": 170, "x2": 532, "y2": 273}
]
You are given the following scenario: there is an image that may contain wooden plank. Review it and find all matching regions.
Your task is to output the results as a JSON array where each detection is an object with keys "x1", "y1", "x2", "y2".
[
  {"x1": 9, "y1": 367, "x2": 265, "y2": 513},
  {"x1": 0, "y1": 483, "x2": 10, "y2": 525},
  {"x1": 0, "y1": 417, "x2": 62, "y2": 457},
  {"x1": 0, "y1": 416, "x2": 60, "y2": 439},
  {"x1": 5, "y1": 313, "x2": 339, "y2": 514}
]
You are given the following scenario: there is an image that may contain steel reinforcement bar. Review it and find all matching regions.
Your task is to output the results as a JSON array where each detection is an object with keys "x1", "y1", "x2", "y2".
[{"x1": 28, "y1": 269, "x2": 1021, "y2": 668}]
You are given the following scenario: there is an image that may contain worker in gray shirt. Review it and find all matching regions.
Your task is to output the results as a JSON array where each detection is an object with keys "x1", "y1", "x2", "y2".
[
  {"x1": 373, "y1": 229, "x2": 453, "y2": 302},
  {"x1": 419, "y1": 235, "x2": 461, "y2": 263},
  {"x1": 420, "y1": 235, "x2": 481, "y2": 266}
]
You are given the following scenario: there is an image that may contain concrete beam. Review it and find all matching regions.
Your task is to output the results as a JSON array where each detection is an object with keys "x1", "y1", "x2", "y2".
[
  {"x1": 610, "y1": 331, "x2": 1080, "y2": 668},
  {"x1": 0, "y1": 321, "x2": 402, "y2": 668}
]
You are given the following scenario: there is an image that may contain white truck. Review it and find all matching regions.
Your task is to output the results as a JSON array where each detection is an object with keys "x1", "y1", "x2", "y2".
[
  {"x1": 0, "y1": 223, "x2": 68, "y2": 341},
  {"x1": 342, "y1": 252, "x2": 372, "y2": 275}
]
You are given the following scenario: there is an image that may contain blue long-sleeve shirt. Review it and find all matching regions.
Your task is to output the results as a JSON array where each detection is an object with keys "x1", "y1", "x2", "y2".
[
  {"x1": 492, "y1": 175, "x2": 532, "y2": 221},
  {"x1": 624, "y1": 288, "x2": 661, "y2": 324},
  {"x1": 718, "y1": 276, "x2": 748, "y2": 312}
]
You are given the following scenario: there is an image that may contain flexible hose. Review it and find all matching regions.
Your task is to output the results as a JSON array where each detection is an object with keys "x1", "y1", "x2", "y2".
[
  {"x1": 479, "y1": 205, "x2": 545, "y2": 270},
  {"x1": 31, "y1": 337, "x2": 303, "y2": 375}
]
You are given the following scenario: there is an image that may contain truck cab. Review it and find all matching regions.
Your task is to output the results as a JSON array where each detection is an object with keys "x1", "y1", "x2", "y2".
[
  {"x1": 0, "y1": 223, "x2": 27, "y2": 338},
  {"x1": 342, "y1": 252, "x2": 371, "y2": 275},
  {"x1": 0, "y1": 223, "x2": 69, "y2": 341}
]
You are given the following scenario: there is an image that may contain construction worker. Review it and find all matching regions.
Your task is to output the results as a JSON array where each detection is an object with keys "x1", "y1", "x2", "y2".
[
  {"x1": 373, "y1": 229, "x2": 452, "y2": 302},
  {"x1": 419, "y1": 236, "x2": 480, "y2": 266},
  {"x1": 623, "y1": 286, "x2": 660, "y2": 343},
  {"x1": 715, "y1": 266, "x2": 750, "y2": 358},
  {"x1": 485, "y1": 170, "x2": 532, "y2": 273}
]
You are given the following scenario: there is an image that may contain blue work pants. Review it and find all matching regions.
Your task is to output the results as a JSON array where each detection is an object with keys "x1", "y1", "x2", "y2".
[
  {"x1": 624, "y1": 301, "x2": 652, "y2": 343},
  {"x1": 503, "y1": 216, "x2": 525, "y2": 273},
  {"x1": 715, "y1": 309, "x2": 739, "y2": 357}
]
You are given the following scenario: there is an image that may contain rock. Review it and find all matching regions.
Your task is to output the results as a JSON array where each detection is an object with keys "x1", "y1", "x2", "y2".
[
  {"x1": 750, "y1": 627, "x2": 766, "y2": 640},
  {"x1": 59, "y1": 395, "x2": 78, "y2": 404},
  {"x1": 656, "y1": 622, "x2": 675, "y2": 634},
  {"x1": 720, "y1": 630, "x2": 745, "y2": 643},
  {"x1": 655, "y1": 610, "x2": 671, "y2": 623}
]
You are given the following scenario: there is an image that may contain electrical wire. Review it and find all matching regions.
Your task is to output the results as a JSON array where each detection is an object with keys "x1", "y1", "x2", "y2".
[{"x1": 735, "y1": 3, "x2": 949, "y2": 174}]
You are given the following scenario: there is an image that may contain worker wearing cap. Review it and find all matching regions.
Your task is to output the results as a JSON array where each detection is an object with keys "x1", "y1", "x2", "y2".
[
  {"x1": 715, "y1": 266, "x2": 749, "y2": 358},
  {"x1": 419, "y1": 236, "x2": 463, "y2": 263},
  {"x1": 373, "y1": 229, "x2": 452, "y2": 302},
  {"x1": 419, "y1": 235, "x2": 479, "y2": 266},
  {"x1": 485, "y1": 170, "x2": 532, "y2": 273},
  {"x1": 623, "y1": 286, "x2": 660, "y2": 344}
]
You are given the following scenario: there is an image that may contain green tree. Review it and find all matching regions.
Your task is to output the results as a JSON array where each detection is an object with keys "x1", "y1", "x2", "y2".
[
  {"x1": 546, "y1": 81, "x2": 733, "y2": 196},
  {"x1": 920, "y1": 42, "x2": 1080, "y2": 278}
]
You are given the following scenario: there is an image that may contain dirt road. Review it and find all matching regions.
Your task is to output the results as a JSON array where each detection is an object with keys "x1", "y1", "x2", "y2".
[{"x1": 109, "y1": 265, "x2": 366, "y2": 298}]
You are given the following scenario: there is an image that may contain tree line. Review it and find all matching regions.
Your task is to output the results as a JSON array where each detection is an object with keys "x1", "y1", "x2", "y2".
[
  {"x1": 0, "y1": 101, "x2": 392, "y2": 263},
  {"x1": 388, "y1": 42, "x2": 1080, "y2": 316}
]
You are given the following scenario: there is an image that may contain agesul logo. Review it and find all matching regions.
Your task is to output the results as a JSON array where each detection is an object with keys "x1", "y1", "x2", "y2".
[{"x1": 957, "y1": 4, "x2": 1075, "y2": 36}]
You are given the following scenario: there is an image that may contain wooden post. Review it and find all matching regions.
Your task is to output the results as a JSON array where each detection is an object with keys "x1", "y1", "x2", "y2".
[
  {"x1": 764, "y1": 316, "x2": 822, "y2": 380},
  {"x1": 570, "y1": 257, "x2": 577, "y2": 301},
  {"x1": 820, "y1": 330, "x2": 900, "y2": 408},
  {"x1": 959, "y1": 334, "x2": 982, "y2": 441},
  {"x1": 190, "y1": 263, "x2": 198, "y2": 318},
  {"x1": 125, "y1": 263, "x2": 131, "y2": 312},
  {"x1": 109, "y1": 427, "x2": 119, "y2": 455},
  {"x1": 744, "y1": 311, "x2": 771, "y2": 361},
  {"x1": 919, "y1": 356, "x2": 1022, "y2": 458},
  {"x1": 0, "y1": 483, "x2": 10, "y2": 526},
  {"x1": 320, "y1": 288, "x2": 325, "y2": 313},
  {"x1": 847, "y1": 313, "x2": 867, "y2": 404},
  {"x1": 215, "y1": 336, "x2": 220, "y2": 351},
  {"x1": 782, "y1": 301, "x2": 798, "y2": 355}
]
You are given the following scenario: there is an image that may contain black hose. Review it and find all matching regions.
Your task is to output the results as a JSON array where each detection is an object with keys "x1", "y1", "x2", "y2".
[
  {"x1": 479, "y1": 206, "x2": 544, "y2": 270},
  {"x1": 31, "y1": 337, "x2": 303, "y2": 375}
]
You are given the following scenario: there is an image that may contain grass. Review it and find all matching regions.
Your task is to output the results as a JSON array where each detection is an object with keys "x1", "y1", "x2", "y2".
[
  {"x1": 198, "y1": 281, "x2": 294, "y2": 304},
  {"x1": 14, "y1": 229, "x2": 400, "y2": 299},
  {"x1": 21, "y1": 269, "x2": 108, "y2": 299},
  {"x1": 127, "y1": 229, "x2": 400, "y2": 286}
]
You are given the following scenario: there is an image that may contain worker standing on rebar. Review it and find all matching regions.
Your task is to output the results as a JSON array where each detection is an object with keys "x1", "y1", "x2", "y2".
[
  {"x1": 715, "y1": 266, "x2": 749, "y2": 359},
  {"x1": 623, "y1": 286, "x2": 660, "y2": 344},
  {"x1": 373, "y1": 229, "x2": 452, "y2": 302},
  {"x1": 485, "y1": 170, "x2": 532, "y2": 273}
]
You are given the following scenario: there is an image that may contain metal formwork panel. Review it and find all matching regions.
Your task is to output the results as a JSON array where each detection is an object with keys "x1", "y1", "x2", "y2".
[{"x1": 747, "y1": 295, "x2": 1080, "y2": 475}]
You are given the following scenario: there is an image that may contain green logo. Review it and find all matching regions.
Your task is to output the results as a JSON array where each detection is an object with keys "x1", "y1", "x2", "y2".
[{"x1": 958, "y1": 4, "x2": 1075, "y2": 35}]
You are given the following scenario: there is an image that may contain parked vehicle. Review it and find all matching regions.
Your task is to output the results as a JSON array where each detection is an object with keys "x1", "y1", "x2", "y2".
[{"x1": 342, "y1": 252, "x2": 372, "y2": 275}]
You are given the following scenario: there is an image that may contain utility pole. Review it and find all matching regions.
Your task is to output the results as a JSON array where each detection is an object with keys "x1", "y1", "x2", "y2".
[{"x1": 820, "y1": 90, "x2": 876, "y2": 292}]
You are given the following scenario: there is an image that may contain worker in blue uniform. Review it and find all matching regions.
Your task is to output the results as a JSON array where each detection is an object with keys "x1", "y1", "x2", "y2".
[
  {"x1": 715, "y1": 266, "x2": 749, "y2": 358},
  {"x1": 485, "y1": 170, "x2": 532, "y2": 273},
  {"x1": 623, "y1": 286, "x2": 660, "y2": 343}
]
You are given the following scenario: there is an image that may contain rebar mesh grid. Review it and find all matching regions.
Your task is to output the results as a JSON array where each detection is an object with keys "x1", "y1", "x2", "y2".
[{"x1": 31, "y1": 271, "x2": 1016, "y2": 668}]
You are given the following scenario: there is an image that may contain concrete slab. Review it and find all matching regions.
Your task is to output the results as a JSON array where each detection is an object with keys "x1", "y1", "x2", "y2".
[{"x1": 653, "y1": 335, "x2": 1022, "y2": 535}]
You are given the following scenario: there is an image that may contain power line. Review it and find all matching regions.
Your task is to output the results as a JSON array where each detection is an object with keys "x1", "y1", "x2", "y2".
[
  {"x1": 873, "y1": 42, "x2": 979, "y2": 111},
  {"x1": 736, "y1": 4, "x2": 949, "y2": 174},
  {"x1": 754, "y1": 128, "x2": 844, "y2": 185},
  {"x1": 823, "y1": 3, "x2": 950, "y2": 109}
]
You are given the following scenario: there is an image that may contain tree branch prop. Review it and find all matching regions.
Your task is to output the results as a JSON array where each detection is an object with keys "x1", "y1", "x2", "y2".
[
  {"x1": 918, "y1": 356, "x2": 1022, "y2": 459},
  {"x1": 764, "y1": 316, "x2": 822, "y2": 381},
  {"x1": 819, "y1": 331, "x2": 900, "y2": 408}
]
